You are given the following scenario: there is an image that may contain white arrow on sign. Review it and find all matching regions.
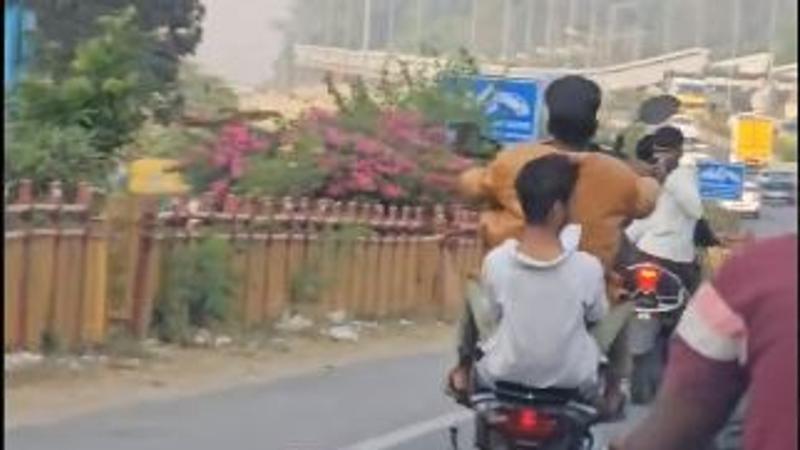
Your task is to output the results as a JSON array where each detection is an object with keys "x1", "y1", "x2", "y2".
[{"x1": 477, "y1": 85, "x2": 531, "y2": 118}]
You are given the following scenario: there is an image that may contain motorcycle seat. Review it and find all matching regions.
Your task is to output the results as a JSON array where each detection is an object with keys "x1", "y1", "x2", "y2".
[{"x1": 493, "y1": 380, "x2": 584, "y2": 406}]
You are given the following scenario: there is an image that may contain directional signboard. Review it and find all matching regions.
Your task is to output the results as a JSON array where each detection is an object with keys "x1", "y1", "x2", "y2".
[
  {"x1": 697, "y1": 161, "x2": 745, "y2": 201},
  {"x1": 472, "y1": 76, "x2": 544, "y2": 144}
]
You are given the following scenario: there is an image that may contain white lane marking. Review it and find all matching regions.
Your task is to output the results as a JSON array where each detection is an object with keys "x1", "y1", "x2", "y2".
[{"x1": 340, "y1": 410, "x2": 472, "y2": 450}]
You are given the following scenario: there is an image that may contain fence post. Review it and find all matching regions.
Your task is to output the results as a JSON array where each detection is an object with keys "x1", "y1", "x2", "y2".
[
  {"x1": 45, "y1": 181, "x2": 66, "y2": 347},
  {"x1": 130, "y1": 202, "x2": 157, "y2": 338}
]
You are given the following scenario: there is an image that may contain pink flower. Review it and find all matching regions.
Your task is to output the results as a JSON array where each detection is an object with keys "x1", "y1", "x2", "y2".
[
  {"x1": 325, "y1": 182, "x2": 346, "y2": 197},
  {"x1": 379, "y1": 183, "x2": 405, "y2": 199},
  {"x1": 324, "y1": 127, "x2": 349, "y2": 148},
  {"x1": 351, "y1": 172, "x2": 377, "y2": 192},
  {"x1": 210, "y1": 180, "x2": 229, "y2": 198},
  {"x1": 354, "y1": 136, "x2": 383, "y2": 156},
  {"x1": 423, "y1": 173, "x2": 454, "y2": 190}
]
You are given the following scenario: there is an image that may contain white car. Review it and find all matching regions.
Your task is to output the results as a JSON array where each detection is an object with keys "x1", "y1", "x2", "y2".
[{"x1": 720, "y1": 181, "x2": 761, "y2": 219}]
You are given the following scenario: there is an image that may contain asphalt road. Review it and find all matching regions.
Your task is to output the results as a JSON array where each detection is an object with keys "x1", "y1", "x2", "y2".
[{"x1": 7, "y1": 206, "x2": 795, "y2": 450}]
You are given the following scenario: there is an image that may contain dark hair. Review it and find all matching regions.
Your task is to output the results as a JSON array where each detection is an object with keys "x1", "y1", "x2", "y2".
[
  {"x1": 545, "y1": 76, "x2": 602, "y2": 147},
  {"x1": 636, "y1": 134, "x2": 656, "y2": 162},
  {"x1": 547, "y1": 114, "x2": 599, "y2": 147},
  {"x1": 652, "y1": 126, "x2": 684, "y2": 153},
  {"x1": 515, "y1": 154, "x2": 580, "y2": 225}
]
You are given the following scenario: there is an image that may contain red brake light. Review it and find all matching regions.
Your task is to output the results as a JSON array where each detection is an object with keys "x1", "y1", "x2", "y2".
[
  {"x1": 500, "y1": 407, "x2": 558, "y2": 439},
  {"x1": 636, "y1": 265, "x2": 661, "y2": 294}
]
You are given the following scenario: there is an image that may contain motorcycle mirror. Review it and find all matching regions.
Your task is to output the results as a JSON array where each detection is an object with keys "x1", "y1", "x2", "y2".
[{"x1": 637, "y1": 95, "x2": 681, "y2": 125}]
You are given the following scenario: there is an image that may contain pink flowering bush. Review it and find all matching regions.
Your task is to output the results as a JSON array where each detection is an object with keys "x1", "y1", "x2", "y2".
[
  {"x1": 183, "y1": 121, "x2": 274, "y2": 200},
  {"x1": 184, "y1": 52, "x2": 490, "y2": 205},
  {"x1": 185, "y1": 108, "x2": 473, "y2": 206}
]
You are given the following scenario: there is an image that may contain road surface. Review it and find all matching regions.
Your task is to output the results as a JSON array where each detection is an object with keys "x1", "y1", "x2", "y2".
[{"x1": 7, "y1": 207, "x2": 794, "y2": 450}]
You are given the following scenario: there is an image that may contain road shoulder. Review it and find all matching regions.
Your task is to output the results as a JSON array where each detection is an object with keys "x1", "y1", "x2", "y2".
[{"x1": 5, "y1": 321, "x2": 453, "y2": 430}]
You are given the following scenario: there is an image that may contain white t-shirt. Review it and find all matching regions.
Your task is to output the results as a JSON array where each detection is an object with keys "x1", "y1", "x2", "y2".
[
  {"x1": 476, "y1": 225, "x2": 608, "y2": 390},
  {"x1": 626, "y1": 165, "x2": 703, "y2": 263}
]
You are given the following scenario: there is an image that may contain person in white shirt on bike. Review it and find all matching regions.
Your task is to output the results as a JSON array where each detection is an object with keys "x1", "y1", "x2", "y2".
[{"x1": 625, "y1": 126, "x2": 703, "y2": 296}]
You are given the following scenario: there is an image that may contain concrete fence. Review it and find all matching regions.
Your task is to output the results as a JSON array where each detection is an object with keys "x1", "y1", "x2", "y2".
[{"x1": 4, "y1": 182, "x2": 484, "y2": 351}]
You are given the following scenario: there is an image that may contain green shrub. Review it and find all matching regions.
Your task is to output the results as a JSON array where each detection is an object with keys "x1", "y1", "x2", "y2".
[
  {"x1": 152, "y1": 237, "x2": 236, "y2": 343},
  {"x1": 234, "y1": 149, "x2": 327, "y2": 198},
  {"x1": 4, "y1": 121, "x2": 110, "y2": 190},
  {"x1": 128, "y1": 121, "x2": 214, "y2": 159}
]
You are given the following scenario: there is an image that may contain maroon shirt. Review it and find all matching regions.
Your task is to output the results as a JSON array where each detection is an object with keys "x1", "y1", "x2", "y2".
[{"x1": 622, "y1": 235, "x2": 797, "y2": 450}]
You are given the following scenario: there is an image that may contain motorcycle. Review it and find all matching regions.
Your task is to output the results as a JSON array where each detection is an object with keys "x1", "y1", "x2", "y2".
[
  {"x1": 468, "y1": 382, "x2": 600, "y2": 450},
  {"x1": 444, "y1": 94, "x2": 685, "y2": 449},
  {"x1": 624, "y1": 262, "x2": 690, "y2": 405}
]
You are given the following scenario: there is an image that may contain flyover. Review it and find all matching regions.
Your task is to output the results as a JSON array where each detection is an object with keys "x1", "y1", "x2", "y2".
[{"x1": 293, "y1": 44, "x2": 711, "y2": 91}]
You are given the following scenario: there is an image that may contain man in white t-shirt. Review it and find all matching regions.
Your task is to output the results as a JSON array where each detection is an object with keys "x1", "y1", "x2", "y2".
[
  {"x1": 626, "y1": 126, "x2": 703, "y2": 295},
  {"x1": 472, "y1": 153, "x2": 613, "y2": 407}
]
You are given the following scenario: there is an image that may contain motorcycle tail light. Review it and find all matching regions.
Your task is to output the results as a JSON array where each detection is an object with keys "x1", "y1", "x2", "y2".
[
  {"x1": 499, "y1": 407, "x2": 558, "y2": 439},
  {"x1": 635, "y1": 264, "x2": 662, "y2": 294}
]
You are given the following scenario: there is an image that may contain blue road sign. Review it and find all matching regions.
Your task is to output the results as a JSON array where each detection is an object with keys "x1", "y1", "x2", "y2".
[
  {"x1": 697, "y1": 161, "x2": 745, "y2": 201},
  {"x1": 471, "y1": 76, "x2": 544, "y2": 144}
]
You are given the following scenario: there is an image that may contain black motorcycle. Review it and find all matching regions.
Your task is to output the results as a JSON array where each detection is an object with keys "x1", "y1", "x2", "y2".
[
  {"x1": 624, "y1": 262, "x2": 689, "y2": 405},
  {"x1": 469, "y1": 382, "x2": 600, "y2": 450}
]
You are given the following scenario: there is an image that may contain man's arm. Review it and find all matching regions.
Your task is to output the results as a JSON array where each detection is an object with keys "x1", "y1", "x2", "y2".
[
  {"x1": 584, "y1": 258, "x2": 609, "y2": 326},
  {"x1": 616, "y1": 339, "x2": 745, "y2": 450},
  {"x1": 665, "y1": 168, "x2": 703, "y2": 220}
]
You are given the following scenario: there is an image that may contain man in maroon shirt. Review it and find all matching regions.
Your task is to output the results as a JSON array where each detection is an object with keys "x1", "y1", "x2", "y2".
[{"x1": 614, "y1": 234, "x2": 797, "y2": 450}]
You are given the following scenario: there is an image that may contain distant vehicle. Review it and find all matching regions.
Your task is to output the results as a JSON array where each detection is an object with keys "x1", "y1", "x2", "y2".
[
  {"x1": 666, "y1": 76, "x2": 709, "y2": 112},
  {"x1": 730, "y1": 113, "x2": 775, "y2": 169},
  {"x1": 720, "y1": 181, "x2": 761, "y2": 218},
  {"x1": 759, "y1": 170, "x2": 796, "y2": 205}
]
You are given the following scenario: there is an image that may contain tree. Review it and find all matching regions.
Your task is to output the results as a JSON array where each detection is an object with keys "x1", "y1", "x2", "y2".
[
  {"x1": 9, "y1": 7, "x2": 163, "y2": 176},
  {"x1": 26, "y1": 0, "x2": 205, "y2": 120}
]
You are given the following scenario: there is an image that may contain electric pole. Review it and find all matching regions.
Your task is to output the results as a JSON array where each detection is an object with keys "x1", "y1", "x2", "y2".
[
  {"x1": 545, "y1": 0, "x2": 555, "y2": 59},
  {"x1": 361, "y1": 0, "x2": 372, "y2": 51},
  {"x1": 728, "y1": 0, "x2": 741, "y2": 110},
  {"x1": 502, "y1": 0, "x2": 512, "y2": 60},
  {"x1": 387, "y1": 0, "x2": 395, "y2": 50},
  {"x1": 471, "y1": 0, "x2": 479, "y2": 51}
]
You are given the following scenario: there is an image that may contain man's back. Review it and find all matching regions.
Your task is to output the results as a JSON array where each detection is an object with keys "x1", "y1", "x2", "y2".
[
  {"x1": 706, "y1": 235, "x2": 797, "y2": 450},
  {"x1": 627, "y1": 164, "x2": 702, "y2": 263},
  {"x1": 477, "y1": 238, "x2": 607, "y2": 389},
  {"x1": 477, "y1": 143, "x2": 659, "y2": 270}
]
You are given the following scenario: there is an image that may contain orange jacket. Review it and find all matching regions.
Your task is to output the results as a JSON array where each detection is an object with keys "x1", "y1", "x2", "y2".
[{"x1": 459, "y1": 142, "x2": 660, "y2": 303}]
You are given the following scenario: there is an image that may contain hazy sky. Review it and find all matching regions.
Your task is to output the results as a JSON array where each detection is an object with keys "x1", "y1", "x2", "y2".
[{"x1": 192, "y1": 0, "x2": 293, "y2": 89}]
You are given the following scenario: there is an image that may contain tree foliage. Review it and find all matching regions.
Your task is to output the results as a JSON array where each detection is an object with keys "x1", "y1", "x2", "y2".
[
  {"x1": 26, "y1": 0, "x2": 205, "y2": 119},
  {"x1": 10, "y1": 7, "x2": 158, "y2": 156},
  {"x1": 6, "y1": 7, "x2": 177, "y2": 189}
]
